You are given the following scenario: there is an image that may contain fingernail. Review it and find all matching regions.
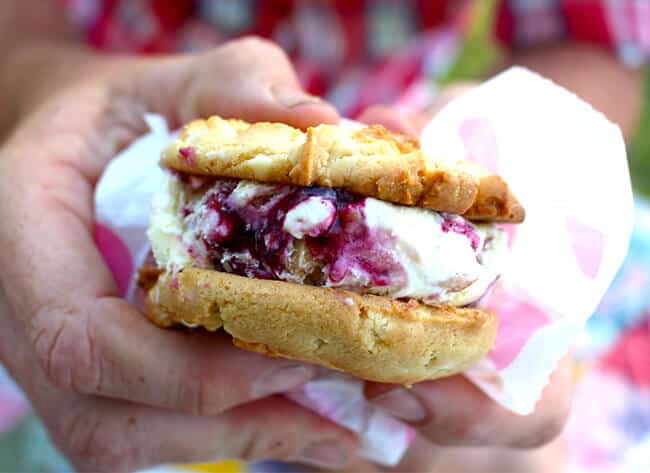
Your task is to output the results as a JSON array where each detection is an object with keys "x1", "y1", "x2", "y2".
[
  {"x1": 370, "y1": 388, "x2": 427, "y2": 423},
  {"x1": 253, "y1": 364, "x2": 314, "y2": 398},
  {"x1": 291, "y1": 440, "x2": 347, "y2": 469},
  {"x1": 272, "y1": 84, "x2": 321, "y2": 108}
]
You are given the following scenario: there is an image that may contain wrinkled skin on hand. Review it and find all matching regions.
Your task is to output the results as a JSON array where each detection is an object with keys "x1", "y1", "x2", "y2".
[
  {"x1": 0, "y1": 37, "x2": 356, "y2": 471},
  {"x1": 0, "y1": 39, "x2": 573, "y2": 472}
]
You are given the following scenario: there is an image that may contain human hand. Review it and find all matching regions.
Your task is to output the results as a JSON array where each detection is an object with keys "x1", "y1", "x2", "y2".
[
  {"x1": 0, "y1": 37, "x2": 357, "y2": 472},
  {"x1": 356, "y1": 99, "x2": 573, "y2": 471}
]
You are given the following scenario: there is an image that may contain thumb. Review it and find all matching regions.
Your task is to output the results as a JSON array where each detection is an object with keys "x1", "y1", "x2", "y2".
[{"x1": 144, "y1": 36, "x2": 339, "y2": 129}]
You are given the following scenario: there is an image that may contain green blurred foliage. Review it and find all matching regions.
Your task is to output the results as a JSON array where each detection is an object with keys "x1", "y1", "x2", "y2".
[
  {"x1": 440, "y1": 0, "x2": 503, "y2": 84},
  {"x1": 627, "y1": 68, "x2": 650, "y2": 197}
]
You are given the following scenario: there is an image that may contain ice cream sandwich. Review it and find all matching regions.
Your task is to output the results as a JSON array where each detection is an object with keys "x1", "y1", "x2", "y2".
[{"x1": 141, "y1": 116, "x2": 524, "y2": 384}]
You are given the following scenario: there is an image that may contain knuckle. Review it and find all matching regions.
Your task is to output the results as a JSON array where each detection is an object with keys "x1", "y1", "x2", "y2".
[
  {"x1": 240, "y1": 428, "x2": 295, "y2": 461},
  {"x1": 511, "y1": 412, "x2": 569, "y2": 449},
  {"x1": 225, "y1": 35, "x2": 290, "y2": 62},
  {"x1": 429, "y1": 414, "x2": 499, "y2": 447},
  {"x1": 185, "y1": 367, "x2": 210, "y2": 415},
  {"x1": 59, "y1": 408, "x2": 140, "y2": 471},
  {"x1": 31, "y1": 304, "x2": 102, "y2": 394},
  {"x1": 448, "y1": 417, "x2": 478, "y2": 445},
  {"x1": 426, "y1": 412, "x2": 477, "y2": 446},
  {"x1": 512, "y1": 382, "x2": 572, "y2": 449},
  {"x1": 256, "y1": 437, "x2": 295, "y2": 461},
  {"x1": 184, "y1": 365, "x2": 229, "y2": 416},
  {"x1": 228, "y1": 402, "x2": 302, "y2": 461},
  {"x1": 234, "y1": 35, "x2": 278, "y2": 51},
  {"x1": 238, "y1": 428, "x2": 262, "y2": 460}
]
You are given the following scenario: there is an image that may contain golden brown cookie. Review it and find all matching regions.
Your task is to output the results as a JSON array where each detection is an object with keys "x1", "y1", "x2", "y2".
[
  {"x1": 161, "y1": 116, "x2": 524, "y2": 223},
  {"x1": 145, "y1": 268, "x2": 498, "y2": 384}
]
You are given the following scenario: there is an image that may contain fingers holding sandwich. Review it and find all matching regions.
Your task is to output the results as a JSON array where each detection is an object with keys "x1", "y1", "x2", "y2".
[
  {"x1": 144, "y1": 36, "x2": 340, "y2": 129},
  {"x1": 23, "y1": 270, "x2": 323, "y2": 416},
  {"x1": 366, "y1": 355, "x2": 573, "y2": 448},
  {"x1": 0, "y1": 107, "x2": 325, "y2": 420},
  {"x1": 356, "y1": 83, "x2": 480, "y2": 136},
  {"x1": 0, "y1": 36, "x2": 363, "y2": 471},
  {"x1": 1, "y1": 274, "x2": 356, "y2": 473},
  {"x1": 28, "y1": 366, "x2": 356, "y2": 471},
  {"x1": 356, "y1": 105, "x2": 432, "y2": 136}
]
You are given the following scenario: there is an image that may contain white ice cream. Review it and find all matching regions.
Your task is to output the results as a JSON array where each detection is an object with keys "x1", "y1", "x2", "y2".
[
  {"x1": 149, "y1": 174, "x2": 507, "y2": 307},
  {"x1": 361, "y1": 197, "x2": 505, "y2": 306},
  {"x1": 148, "y1": 174, "x2": 194, "y2": 270},
  {"x1": 283, "y1": 196, "x2": 336, "y2": 238}
]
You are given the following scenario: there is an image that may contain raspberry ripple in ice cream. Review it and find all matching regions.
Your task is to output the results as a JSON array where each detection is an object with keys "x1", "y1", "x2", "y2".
[{"x1": 149, "y1": 172, "x2": 507, "y2": 307}]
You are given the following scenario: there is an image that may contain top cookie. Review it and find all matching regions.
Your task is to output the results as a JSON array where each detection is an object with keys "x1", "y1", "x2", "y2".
[{"x1": 161, "y1": 116, "x2": 525, "y2": 222}]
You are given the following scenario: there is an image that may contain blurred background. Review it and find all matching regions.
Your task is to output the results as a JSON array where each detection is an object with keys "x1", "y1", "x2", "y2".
[{"x1": 1, "y1": 0, "x2": 649, "y2": 472}]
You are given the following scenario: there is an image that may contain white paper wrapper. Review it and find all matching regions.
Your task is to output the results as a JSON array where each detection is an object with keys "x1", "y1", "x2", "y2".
[{"x1": 94, "y1": 67, "x2": 633, "y2": 467}]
